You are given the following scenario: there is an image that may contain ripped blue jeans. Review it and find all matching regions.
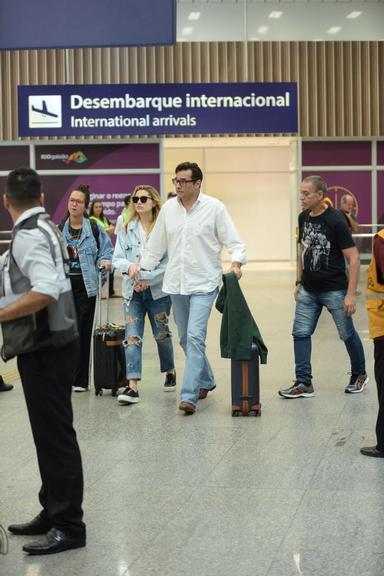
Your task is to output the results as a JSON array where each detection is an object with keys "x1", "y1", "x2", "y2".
[{"x1": 123, "y1": 289, "x2": 175, "y2": 380}]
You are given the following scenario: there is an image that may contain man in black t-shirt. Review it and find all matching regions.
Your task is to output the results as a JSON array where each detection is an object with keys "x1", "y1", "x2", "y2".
[{"x1": 279, "y1": 175, "x2": 368, "y2": 399}]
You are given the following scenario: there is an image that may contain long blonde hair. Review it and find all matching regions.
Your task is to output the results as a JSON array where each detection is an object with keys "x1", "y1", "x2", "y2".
[{"x1": 124, "y1": 185, "x2": 162, "y2": 233}]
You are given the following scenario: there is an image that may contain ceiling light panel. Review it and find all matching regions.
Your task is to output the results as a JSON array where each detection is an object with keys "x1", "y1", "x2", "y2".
[
  {"x1": 346, "y1": 11, "x2": 363, "y2": 20},
  {"x1": 327, "y1": 26, "x2": 342, "y2": 34},
  {"x1": 269, "y1": 12, "x2": 283, "y2": 19},
  {"x1": 188, "y1": 12, "x2": 201, "y2": 21}
]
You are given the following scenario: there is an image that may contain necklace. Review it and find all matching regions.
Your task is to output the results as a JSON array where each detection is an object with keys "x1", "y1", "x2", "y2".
[
  {"x1": 69, "y1": 225, "x2": 82, "y2": 241},
  {"x1": 68, "y1": 225, "x2": 82, "y2": 259}
]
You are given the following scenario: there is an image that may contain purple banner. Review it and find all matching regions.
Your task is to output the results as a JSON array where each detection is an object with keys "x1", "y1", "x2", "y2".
[
  {"x1": 0, "y1": 146, "x2": 30, "y2": 171},
  {"x1": 35, "y1": 143, "x2": 160, "y2": 171},
  {"x1": 378, "y1": 141, "x2": 384, "y2": 166},
  {"x1": 302, "y1": 142, "x2": 371, "y2": 166},
  {"x1": 302, "y1": 171, "x2": 372, "y2": 225},
  {"x1": 378, "y1": 172, "x2": 384, "y2": 224}
]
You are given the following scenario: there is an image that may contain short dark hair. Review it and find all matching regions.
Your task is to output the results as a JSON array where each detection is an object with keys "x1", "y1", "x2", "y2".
[
  {"x1": 175, "y1": 162, "x2": 203, "y2": 182},
  {"x1": 302, "y1": 175, "x2": 327, "y2": 196},
  {"x1": 5, "y1": 167, "x2": 41, "y2": 208},
  {"x1": 123, "y1": 194, "x2": 131, "y2": 206}
]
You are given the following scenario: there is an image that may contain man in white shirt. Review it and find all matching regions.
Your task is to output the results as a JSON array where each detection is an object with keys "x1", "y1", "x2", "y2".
[{"x1": 139, "y1": 161, "x2": 246, "y2": 414}]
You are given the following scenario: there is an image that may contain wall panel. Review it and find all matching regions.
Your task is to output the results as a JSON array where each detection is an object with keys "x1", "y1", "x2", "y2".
[{"x1": 1, "y1": 41, "x2": 383, "y2": 140}]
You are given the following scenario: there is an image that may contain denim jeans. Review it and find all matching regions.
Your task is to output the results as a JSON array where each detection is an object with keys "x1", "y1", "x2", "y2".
[
  {"x1": 123, "y1": 289, "x2": 175, "y2": 380},
  {"x1": 171, "y1": 289, "x2": 218, "y2": 405},
  {"x1": 293, "y1": 286, "x2": 366, "y2": 385}
]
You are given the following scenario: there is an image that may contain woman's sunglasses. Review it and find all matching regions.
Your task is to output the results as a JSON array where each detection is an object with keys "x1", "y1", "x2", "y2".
[{"x1": 132, "y1": 196, "x2": 152, "y2": 204}]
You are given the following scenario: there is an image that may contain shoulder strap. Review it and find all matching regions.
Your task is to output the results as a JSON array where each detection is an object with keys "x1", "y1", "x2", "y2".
[{"x1": 89, "y1": 218, "x2": 100, "y2": 251}]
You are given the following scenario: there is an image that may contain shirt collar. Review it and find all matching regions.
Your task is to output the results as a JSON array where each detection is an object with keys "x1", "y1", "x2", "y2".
[{"x1": 13, "y1": 207, "x2": 45, "y2": 227}]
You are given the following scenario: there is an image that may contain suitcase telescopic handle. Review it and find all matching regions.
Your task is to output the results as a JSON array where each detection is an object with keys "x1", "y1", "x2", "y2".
[{"x1": 98, "y1": 267, "x2": 110, "y2": 325}]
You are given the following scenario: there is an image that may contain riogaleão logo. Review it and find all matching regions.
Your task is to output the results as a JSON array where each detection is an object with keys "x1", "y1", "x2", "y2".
[{"x1": 64, "y1": 151, "x2": 88, "y2": 165}]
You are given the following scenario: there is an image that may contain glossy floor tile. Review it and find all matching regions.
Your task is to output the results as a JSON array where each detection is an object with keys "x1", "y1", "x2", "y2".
[{"x1": 1, "y1": 269, "x2": 382, "y2": 576}]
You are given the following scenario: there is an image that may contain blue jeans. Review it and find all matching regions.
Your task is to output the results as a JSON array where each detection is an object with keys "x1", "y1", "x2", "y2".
[
  {"x1": 293, "y1": 286, "x2": 366, "y2": 385},
  {"x1": 171, "y1": 289, "x2": 218, "y2": 406},
  {"x1": 123, "y1": 290, "x2": 175, "y2": 380}
]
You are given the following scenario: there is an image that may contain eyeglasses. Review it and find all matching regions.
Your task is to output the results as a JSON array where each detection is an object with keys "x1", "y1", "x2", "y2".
[
  {"x1": 171, "y1": 178, "x2": 196, "y2": 186},
  {"x1": 132, "y1": 196, "x2": 152, "y2": 204},
  {"x1": 69, "y1": 198, "x2": 85, "y2": 205}
]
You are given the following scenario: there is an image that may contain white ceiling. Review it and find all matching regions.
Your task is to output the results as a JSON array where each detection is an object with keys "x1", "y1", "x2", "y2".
[{"x1": 177, "y1": 0, "x2": 384, "y2": 41}]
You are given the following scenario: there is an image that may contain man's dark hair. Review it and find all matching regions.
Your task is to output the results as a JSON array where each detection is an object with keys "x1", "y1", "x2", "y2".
[
  {"x1": 175, "y1": 162, "x2": 203, "y2": 182},
  {"x1": 6, "y1": 167, "x2": 41, "y2": 208},
  {"x1": 303, "y1": 175, "x2": 327, "y2": 196},
  {"x1": 123, "y1": 194, "x2": 131, "y2": 206}
]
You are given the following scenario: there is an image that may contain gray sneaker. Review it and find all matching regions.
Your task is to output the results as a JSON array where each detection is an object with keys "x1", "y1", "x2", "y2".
[
  {"x1": 345, "y1": 373, "x2": 368, "y2": 394},
  {"x1": 279, "y1": 382, "x2": 315, "y2": 399}
]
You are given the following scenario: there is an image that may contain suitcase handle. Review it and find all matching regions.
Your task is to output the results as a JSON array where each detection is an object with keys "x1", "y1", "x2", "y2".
[{"x1": 97, "y1": 268, "x2": 110, "y2": 326}]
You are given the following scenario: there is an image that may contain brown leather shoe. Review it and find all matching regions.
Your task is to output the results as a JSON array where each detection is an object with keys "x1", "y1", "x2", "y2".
[
  {"x1": 198, "y1": 385, "x2": 216, "y2": 400},
  {"x1": 179, "y1": 401, "x2": 195, "y2": 415}
]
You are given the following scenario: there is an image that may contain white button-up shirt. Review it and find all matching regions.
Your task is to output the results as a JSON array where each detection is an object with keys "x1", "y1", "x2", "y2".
[{"x1": 140, "y1": 193, "x2": 246, "y2": 295}]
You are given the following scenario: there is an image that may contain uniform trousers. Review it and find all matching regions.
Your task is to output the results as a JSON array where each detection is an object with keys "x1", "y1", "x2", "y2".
[
  {"x1": 17, "y1": 341, "x2": 85, "y2": 537},
  {"x1": 373, "y1": 338, "x2": 384, "y2": 452}
]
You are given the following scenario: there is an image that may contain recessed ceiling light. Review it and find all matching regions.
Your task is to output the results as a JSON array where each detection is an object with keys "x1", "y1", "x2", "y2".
[
  {"x1": 346, "y1": 11, "x2": 363, "y2": 19},
  {"x1": 269, "y1": 11, "x2": 283, "y2": 19},
  {"x1": 327, "y1": 26, "x2": 342, "y2": 34},
  {"x1": 181, "y1": 27, "x2": 193, "y2": 36},
  {"x1": 257, "y1": 26, "x2": 269, "y2": 35},
  {"x1": 188, "y1": 12, "x2": 201, "y2": 21}
]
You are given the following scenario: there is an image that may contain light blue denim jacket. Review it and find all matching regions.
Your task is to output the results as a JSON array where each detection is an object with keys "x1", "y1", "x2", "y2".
[
  {"x1": 113, "y1": 219, "x2": 168, "y2": 302},
  {"x1": 61, "y1": 218, "x2": 113, "y2": 297}
]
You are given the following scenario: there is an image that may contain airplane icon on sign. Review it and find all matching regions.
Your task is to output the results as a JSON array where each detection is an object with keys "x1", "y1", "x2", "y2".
[{"x1": 31, "y1": 100, "x2": 59, "y2": 118}]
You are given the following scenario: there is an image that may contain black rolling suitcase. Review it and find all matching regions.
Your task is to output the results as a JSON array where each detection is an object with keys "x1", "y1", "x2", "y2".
[
  {"x1": 93, "y1": 271, "x2": 126, "y2": 396},
  {"x1": 231, "y1": 343, "x2": 261, "y2": 417}
]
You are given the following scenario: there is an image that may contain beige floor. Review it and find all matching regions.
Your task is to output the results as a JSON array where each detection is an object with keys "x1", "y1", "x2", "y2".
[{"x1": 0, "y1": 268, "x2": 382, "y2": 576}]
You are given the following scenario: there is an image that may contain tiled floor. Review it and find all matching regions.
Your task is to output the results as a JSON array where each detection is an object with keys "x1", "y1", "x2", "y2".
[{"x1": 1, "y1": 269, "x2": 383, "y2": 576}]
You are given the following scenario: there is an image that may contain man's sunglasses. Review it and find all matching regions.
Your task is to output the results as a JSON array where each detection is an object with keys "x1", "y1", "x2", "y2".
[{"x1": 132, "y1": 196, "x2": 152, "y2": 204}]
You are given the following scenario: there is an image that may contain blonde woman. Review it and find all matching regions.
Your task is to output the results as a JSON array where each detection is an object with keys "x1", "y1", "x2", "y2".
[{"x1": 112, "y1": 185, "x2": 176, "y2": 404}]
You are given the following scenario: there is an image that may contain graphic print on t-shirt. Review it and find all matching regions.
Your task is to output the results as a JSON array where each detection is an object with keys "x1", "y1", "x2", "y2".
[
  {"x1": 301, "y1": 221, "x2": 331, "y2": 272},
  {"x1": 67, "y1": 238, "x2": 81, "y2": 274}
]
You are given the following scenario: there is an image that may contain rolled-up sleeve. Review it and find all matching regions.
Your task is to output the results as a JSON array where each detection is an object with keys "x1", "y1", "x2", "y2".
[{"x1": 13, "y1": 230, "x2": 60, "y2": 300}]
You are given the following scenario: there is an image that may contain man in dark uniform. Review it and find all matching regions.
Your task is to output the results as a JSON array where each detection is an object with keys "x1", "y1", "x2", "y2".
[{"x1": 0, "y1": 168, "x2": 86, "y2": 555}]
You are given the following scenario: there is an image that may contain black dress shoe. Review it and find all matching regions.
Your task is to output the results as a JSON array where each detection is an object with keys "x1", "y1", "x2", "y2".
[
  {"x1": 360, "y1": 446, "x2": 384, "y2": 458},
  {"x1": 8, "y1": 514, "x2": 51, "y2": 535},
  {"x1": 0, "y1": 377, "x2": 13, "y2": 392},
  {"x1": 22, "y1": 528, "x2": 86, "y2": 555}
]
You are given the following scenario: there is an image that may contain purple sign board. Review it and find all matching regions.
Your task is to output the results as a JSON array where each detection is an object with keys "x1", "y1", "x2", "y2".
[
  {"x1": 0, "y1": 0, "x2": 176, "y2": 50},
  {"x1": 18, "y1": 83, "x2": 298, "y2": 137},
  {"x1": 0, "y1": 145, "x2": 30, "y2": 170},
  {"x1": 378, "y1": 172, "x2": 384, "y2": 224},
  {"x1": 302, "y1": 171, "x2": 372, "y2": 225},
  {"x1": 378, "y1": 141, "x2": 384, "y2": 166},
  {"x1": 35, "y1": 143, "x2": 160, "y2": 171},
  {"x1": 302, "y1": 141, "x2": 372, "y2": 166}
]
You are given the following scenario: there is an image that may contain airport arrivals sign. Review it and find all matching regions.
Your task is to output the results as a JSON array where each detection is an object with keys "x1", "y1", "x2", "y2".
[{"x1": 18, "y1": 83, "x2": 298, "y2": 137}]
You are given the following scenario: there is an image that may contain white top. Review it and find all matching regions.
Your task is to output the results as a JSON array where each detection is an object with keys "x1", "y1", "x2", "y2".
[
  {"x1": 140, "y1": 193, "x2": 246, "y2": 295},
  {"x1": 114, "y1": 214, "x2": 124, "y2": 236}
]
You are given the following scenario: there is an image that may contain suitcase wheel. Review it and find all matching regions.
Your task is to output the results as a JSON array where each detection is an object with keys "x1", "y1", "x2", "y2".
[
  {"x1": 95, "y1": 389, "x2": 103, "y2": 397},
  {"x1": 111, "y1": 390, "x2": 118, "y2": 397},
  {"x1": 232, "y1": 410, "x2": 240, "y2": 417}
]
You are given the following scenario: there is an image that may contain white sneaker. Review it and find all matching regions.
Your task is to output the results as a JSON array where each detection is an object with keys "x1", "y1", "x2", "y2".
[{"x1": 73, "y1": 386, "x2": 89, "y2": 393}]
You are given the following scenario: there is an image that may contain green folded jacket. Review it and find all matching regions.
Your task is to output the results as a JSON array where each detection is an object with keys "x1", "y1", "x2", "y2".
[{"x1": 215, "y1": 272, "x2": 268, "y2": 363}]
